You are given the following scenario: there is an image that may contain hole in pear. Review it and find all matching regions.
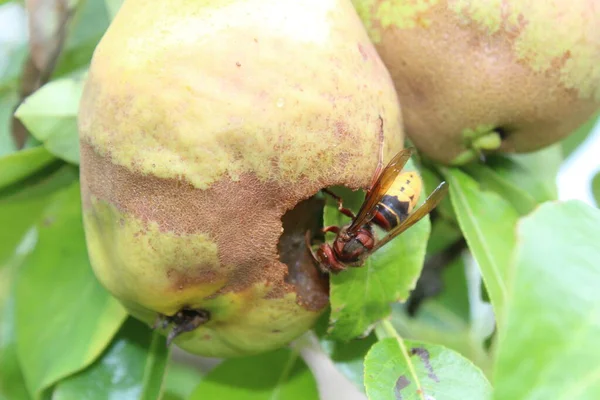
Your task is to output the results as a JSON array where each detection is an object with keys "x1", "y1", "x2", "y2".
[{"x1": 278, "y1": 194, "x2": 329, "y2": 311}]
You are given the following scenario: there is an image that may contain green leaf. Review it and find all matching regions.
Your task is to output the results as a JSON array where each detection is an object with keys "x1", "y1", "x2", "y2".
[
  {"x1": 442, "y1": 168, "x2": 518, "y2": 324},
  {"x1": 562, "y1": 112, "x2": 600, "y2": 158},
  {"x1": 493, "y1": 201, "x2": 600, "y2": 400},
  {"x1": 0, "y1": 167, "x2": 59, "y2": 400},
  {"x1": 14, "y1": 76, "x2": 84, "y2": 164},
  {"x1": 0, "y1": 165, "x2": 78, "y2": 267},
  {"x1": 0, "y1": 295, "x2": 30, "y2": 400},
  {"x1": 463, "y1": 163, "x2": 537, "y2": 215},
  {"x1": 0, "y1": 90, "x2": 19, "y2": 156},
  {"x1": 364, "y1": 336, "x2": 492, "y2": 400},
  {"x1": 104, "y1": 0, "x2": 123, "y2": 20},
  {"x1": 0, "y1": 175, "x2": 67, "y2": 399},
  {"x1": 52, "y1": 317, "x2": 169, "y2": 400},
  {"x1": 162, "y1": 360, "x2": 204, "y2": 400},
  {"x1": 190, "y1": 348, "x2": 319, "y2": 400},
  {"x1": 592, "y1": 171, "x2": 600, "y2": 207},
  {"x1": 426, "y1": 217, "x2": 462, "y2": 256},
  {"x1": 485, "y1": 145, "x2": 562, "y2": 204},
  {"x1": 391, "y1": 257, "x2": 493, "y2": 377},
  {"x1": 0, "y1": 247, "x2": 34, "y2": 400},
  {"x1": 15, "y1": 182, "x2": 127, "y2": 399},
  {"x1": 0, "y1": 147, "x2": 56, "y2": 190}
]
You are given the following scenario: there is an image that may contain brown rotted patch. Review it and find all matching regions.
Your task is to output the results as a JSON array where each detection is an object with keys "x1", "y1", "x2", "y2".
[
  {"x1": 166, "y1": 268, "x2": 221, "y2": 292},
  {"x1": 80, "y1": 141, "x2": 334, "y2": 310}
]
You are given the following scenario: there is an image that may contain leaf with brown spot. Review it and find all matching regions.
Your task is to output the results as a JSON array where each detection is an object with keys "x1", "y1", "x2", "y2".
[
  {"x1": 389, "y1": 256, "x2": 493, "y2": 377},
  {"x1": 364, "y1": 337, "x2": 491, "y2": 400}
]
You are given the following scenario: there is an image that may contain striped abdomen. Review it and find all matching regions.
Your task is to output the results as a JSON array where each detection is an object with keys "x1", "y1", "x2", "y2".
[{"x1": 372, "y1": 172, "x2": 422, "y2": 231}]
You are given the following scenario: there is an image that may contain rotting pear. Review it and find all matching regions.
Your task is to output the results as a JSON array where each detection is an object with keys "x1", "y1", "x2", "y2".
[
  {"x1": 78, "y1": 0, "x2": 404, "y2": 357},
  {"x1": 353, "y1": 0, "x2": 600, "y2": 164}
]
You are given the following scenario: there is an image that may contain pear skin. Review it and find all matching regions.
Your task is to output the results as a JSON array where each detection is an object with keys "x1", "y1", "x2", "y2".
[
  {"x1": 79, "y1": 0, "x2": 404, "y2": 357},
  {"x1": 353, "y1": 0, "x2": 600, "y2": 164}
]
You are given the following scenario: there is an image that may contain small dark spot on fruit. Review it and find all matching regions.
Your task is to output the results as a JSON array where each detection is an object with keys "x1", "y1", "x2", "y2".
[
  {"x1": 406, "y1": 179, "x2": 411, "y2": 184},
  {"x1": 236, "y1": 62, "x2": 241, "y2": 67},
  {"x1": 400, "y1": 187, "x2": 405, "y2": 192},
  {"x1": 272, "y1": 329, "x2": 281, "y2": 333},
  {"x1": 164, "y1": 308, "x2": 211, "y2": 346}
]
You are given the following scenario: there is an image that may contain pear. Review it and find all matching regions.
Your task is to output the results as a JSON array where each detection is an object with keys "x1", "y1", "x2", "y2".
[
  {"x1": 353, "y1": 0, "x2": 600, "y2": 164},
  {"x1": 78, "y1": 0, "x2": 404, "y2": 357}
]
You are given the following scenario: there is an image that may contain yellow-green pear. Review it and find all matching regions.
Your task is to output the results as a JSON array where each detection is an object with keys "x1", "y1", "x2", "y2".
[{"x1": 78, "y1": 0, "x2": 404, "y2": 357}]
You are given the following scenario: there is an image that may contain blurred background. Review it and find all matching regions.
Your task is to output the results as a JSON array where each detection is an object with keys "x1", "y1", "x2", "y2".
[{"x1": 1, "y1": 2, "x2": 598, "y2": 400}]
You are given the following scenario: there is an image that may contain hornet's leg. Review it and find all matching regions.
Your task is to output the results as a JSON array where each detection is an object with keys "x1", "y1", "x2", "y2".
[
  {"x1": 322, "y1": 188, "x2": 355, "y2": 219},
  {"x1": 322, "y1": 225, "x2": 341, "y2": 235}
]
